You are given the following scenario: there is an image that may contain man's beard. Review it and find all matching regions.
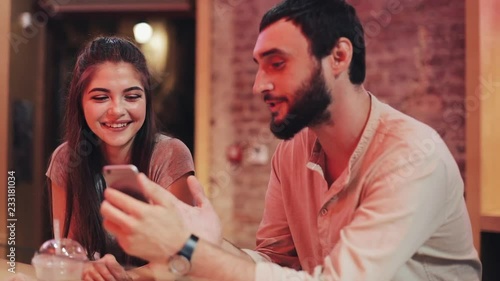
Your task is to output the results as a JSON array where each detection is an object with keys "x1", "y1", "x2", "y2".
[{"x1": 270, "y1": 66, "x2": 332, "y2": 140}]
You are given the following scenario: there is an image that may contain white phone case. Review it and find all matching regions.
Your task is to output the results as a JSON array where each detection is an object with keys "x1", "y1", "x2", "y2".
[{"x1": 102, "y1": 164, "x2": 147, "y2": 202}]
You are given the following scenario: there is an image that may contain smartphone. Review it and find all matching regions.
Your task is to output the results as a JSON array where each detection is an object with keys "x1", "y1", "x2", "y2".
[{"x1": 102, "y1": 164, "x2": 148, "y2": 202}]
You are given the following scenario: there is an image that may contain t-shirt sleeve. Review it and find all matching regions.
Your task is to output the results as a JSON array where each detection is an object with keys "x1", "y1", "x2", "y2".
[
  {"x1": 149, "y1": 137, "x2": 195, "y2": 189},
  {"x1": 46, "y1": 143, "x2": 70, "y2": 188}
]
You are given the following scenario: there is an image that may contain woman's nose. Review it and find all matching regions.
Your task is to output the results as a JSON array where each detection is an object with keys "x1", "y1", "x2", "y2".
[{"x1": 107, "y1": 100, "x2": 126, "y2": 116}]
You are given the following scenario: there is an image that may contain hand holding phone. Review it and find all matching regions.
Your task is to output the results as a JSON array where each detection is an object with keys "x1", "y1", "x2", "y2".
[{"x1": 103, "y1": 164, "x2": 148, "y2": 202}]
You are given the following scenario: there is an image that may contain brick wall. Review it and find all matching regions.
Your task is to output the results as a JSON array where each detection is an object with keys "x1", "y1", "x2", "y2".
[
  {"x1": 209, "y1": 0, "x2": 465, "y2": 248},
  {"x1": 354, "y1": 0, "x2": 466, "y2": 174},
  {"x1": 210, "y1": 0, "x2": 282, "y2": 248}
]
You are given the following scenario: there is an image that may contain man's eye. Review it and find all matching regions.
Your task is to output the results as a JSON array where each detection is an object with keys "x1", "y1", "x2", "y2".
[{"x1": 271, "y1": 61, "x2": 285, "y2": 69}]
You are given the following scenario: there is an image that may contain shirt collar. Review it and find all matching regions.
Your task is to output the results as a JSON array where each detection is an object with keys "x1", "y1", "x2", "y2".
[{"x1": 306, "y1": 93, "x2": 382, "y2": 180}]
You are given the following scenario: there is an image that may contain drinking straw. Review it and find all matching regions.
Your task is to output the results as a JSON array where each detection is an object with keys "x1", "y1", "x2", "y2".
[{"x1": 53, "y1": 219, "x2": 62, "y2": 255}]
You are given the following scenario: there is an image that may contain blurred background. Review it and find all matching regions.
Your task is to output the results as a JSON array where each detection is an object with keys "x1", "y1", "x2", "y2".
[{"x1": 0, "y1": 0, "x2": 499, "y2": 280}]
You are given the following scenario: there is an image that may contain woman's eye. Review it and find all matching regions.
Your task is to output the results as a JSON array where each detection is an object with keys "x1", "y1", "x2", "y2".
[
  {"x1": 125, "y1": 94, "x2": 142, "y2": 100},
  {"x1": 91, "y1": 96, "x2": 108, "y2": 101}
]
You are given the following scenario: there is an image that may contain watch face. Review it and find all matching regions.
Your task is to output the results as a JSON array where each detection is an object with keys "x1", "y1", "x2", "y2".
[{"x1": 169, "y1": 255, "x2": 191, "y2": 276}]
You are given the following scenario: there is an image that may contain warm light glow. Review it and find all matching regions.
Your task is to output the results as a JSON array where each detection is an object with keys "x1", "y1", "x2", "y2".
[
  {"x1": 133, "y1": 22, "x2": 153, "y2": 44},
  {"x1": 19, "y1": 12, "x2": 32, "y2": 29}
]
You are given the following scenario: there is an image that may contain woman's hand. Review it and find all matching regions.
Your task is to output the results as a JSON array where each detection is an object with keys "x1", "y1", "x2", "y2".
[{"x1": 82, "y1": 254, "x2": 132, "y2": 281}]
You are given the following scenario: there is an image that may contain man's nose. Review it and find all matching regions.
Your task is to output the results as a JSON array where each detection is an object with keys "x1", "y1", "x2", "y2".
[{"x1": 253, "y1": 71, "x2": 274, "y2": 95}]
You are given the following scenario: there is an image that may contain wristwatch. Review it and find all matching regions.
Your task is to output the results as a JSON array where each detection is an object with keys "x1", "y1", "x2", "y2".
[{"x1": 168, "y1": 234, "x2": 199, "y2": 276}]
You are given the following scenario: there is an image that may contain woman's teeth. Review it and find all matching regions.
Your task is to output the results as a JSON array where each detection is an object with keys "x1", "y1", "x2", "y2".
[{"x1": 104, "y1": 123, "x2": 128, "y2": 128}]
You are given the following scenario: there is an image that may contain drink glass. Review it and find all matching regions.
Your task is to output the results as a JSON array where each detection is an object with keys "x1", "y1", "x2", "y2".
[{"x1": 31, "y1": 238, "x2": 88, "y2": 281}]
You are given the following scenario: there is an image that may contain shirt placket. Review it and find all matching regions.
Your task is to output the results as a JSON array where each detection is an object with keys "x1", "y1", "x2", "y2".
[{"x1": 317, "y1": 191, "x2": 342, "y2": 257}]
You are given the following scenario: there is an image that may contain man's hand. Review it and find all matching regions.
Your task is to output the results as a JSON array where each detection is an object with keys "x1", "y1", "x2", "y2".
[
  {"x1": 101, "y1": 173, "x2": 189, "y2": 262},
  {"x1": 176, "y1": 176, "x2": 223, "y2": 246},
  {"x1": 101, "y1": 174, "x2": 222, "y2": 263},
  {"x1": 83, "y1": 254, "x2": 132, "y2": 281}
]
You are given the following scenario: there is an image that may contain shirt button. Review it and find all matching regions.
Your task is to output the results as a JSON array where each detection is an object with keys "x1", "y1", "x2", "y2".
[{"x1": 320, "y1": 208, "x2": 328, "y2": 216}]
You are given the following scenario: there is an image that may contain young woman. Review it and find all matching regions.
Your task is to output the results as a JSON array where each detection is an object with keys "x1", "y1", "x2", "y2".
[{"x1": 46, "y1": 36, "x2": 194, "y2": 279}]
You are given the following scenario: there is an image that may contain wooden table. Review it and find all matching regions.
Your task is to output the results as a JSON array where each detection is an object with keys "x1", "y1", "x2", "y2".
[
  {"x1": 0, "y1": 259, "x2": 213, "y2": 280},
  {"x1": 0, "y1": 259, "x2": 36, "y2": 280}
]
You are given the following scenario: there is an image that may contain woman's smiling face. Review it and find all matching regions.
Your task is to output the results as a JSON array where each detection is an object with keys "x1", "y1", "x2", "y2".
[{"x1": 82, "y1": 61, "x2": 146, "y2": 154}]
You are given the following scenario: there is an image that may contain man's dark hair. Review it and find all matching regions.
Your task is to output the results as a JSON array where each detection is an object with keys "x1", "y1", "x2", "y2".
[{"x1": 260, "y1": 0, "x2": 366, "y2": 84}]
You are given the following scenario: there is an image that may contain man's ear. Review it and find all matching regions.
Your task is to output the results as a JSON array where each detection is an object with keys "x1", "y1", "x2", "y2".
[{"x1": 329, "y1": 37, "x2": 353, "y2": 75}]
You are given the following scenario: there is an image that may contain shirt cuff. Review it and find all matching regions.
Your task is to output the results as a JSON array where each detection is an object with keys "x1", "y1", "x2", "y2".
[
  {"x1": 254, "y1": 257, "x2": 328, "y2": 281},
  {"x1": 255, "y1": 262, "x2": 320, "y2": 281},
  {"x1": 241, "y1": 249, "x2": 272, "y2": 263}
]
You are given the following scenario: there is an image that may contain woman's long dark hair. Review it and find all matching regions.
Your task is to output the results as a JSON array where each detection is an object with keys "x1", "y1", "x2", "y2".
[{"x1": 63, "y1": 37, "x2": 157, "y2": 261}]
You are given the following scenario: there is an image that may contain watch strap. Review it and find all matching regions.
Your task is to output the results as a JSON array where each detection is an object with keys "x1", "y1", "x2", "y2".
[{"x1": 178, "y1": 234, "x2": 199, "y2": 261}]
